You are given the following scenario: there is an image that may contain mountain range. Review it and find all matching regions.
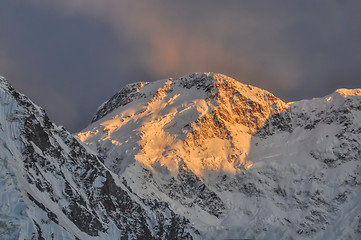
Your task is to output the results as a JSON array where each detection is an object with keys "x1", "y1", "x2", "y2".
[{"x1": 1, "y1": 72, "x2": 361, "y2": 239}]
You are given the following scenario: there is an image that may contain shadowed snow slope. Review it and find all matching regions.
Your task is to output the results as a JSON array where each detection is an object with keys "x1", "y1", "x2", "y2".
[
  {"x1": 1, "y1": 72, "x2": 361, "y2": 239},
  {"x1": 0, "y1": 76, "x2": 195, "y2": 240}
]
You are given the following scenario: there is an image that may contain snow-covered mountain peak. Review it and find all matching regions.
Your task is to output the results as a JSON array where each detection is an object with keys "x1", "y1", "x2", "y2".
[
  {"x1": 335, "y1": 88, "x2": 361, "y2": 97},
  {"x1": 325, "y1": 88, "x2": 361, "y2": 106},
  {"x1": 91, "y1": 72, "x2": 286, "y2": 123},
  {"x1": 78, "y1": 72, "x2": 288, "y2": 178},
  {"x1": 0, "y1": 75, "x2": 14, "y2": 92},
  {"x1": 75, "y1": 73, "x2": 361, "y2": 239},
  {"x1": 288, "y1": 87, "x2": 361, "y2": 114},
  {"x1": 0, "y1": 75, "x2": 7, "y2": 84}
]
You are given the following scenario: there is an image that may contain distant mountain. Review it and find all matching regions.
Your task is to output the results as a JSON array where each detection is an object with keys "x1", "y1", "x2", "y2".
[{"x1": 1, "y1": 73, "x2": 361, "y2": 239}]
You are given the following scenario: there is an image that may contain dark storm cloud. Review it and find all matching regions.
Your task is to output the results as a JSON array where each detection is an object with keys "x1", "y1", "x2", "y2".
[
  {"x1": 1, "y1": 0, "x2": 361, "y2": 131},
  {"x1": 0, "y1": 1, "x2": 121, "y2": 130}
]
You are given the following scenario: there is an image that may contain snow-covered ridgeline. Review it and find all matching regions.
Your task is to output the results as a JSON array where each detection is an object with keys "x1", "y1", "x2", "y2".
[
  {"x1": 78, "y1": 72, "x2": 361, "y2": 239},
  {"x1": 0, "y1": 76, "x2": 197, "y2": 239},
  {"x1": 0, "y1": 77, "x2": 78, "y2": 239}
]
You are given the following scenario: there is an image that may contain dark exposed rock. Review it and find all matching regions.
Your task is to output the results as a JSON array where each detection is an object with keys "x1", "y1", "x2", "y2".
[
  {"x1": 92, "y1": 82, "x2": 148, "y2": 123},
  {"x1": 27, "y1": 193, "x2": 58, "y2": 225}
]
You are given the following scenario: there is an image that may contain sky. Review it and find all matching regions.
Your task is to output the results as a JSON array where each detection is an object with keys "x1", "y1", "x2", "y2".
[{"x1": 1, "y1": 1, "x2": 361, "y2": 132}]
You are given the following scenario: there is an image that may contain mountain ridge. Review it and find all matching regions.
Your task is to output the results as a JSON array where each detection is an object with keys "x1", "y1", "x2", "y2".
[
  {"x1": 1, "y1": 73, "x2": 361, "y2": 239},
  {"x1": 77, "y1": 72, "x2": 361, "y2": 239},
  {"x1": 91, "y1": 72, "x2": 287, "y2": 124},
  {"x1": 91, "y1": 72, "x2": 361, "y2": 125},
  {"x1": 0, "y1": 75, "x2": 196, "y2": 239}
]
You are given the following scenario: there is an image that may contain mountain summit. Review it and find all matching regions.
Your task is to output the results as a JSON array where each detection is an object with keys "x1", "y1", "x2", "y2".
[
  {"x1": 1, "y1": 73, "x2": 361, "y2": 239},
  {"x1": 78, "y1": 72, "x2": 287, "y2": 176}
]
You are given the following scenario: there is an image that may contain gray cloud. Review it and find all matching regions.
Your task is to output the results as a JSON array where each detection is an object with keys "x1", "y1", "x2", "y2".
[{"x1": 1, "y1": 0, "x2": 361, "y2": 131}]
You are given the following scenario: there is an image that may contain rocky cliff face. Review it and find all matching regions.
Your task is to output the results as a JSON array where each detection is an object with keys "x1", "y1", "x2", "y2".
[{"x1": 1, "y1": 73, "x2": 361, "y2": 239}]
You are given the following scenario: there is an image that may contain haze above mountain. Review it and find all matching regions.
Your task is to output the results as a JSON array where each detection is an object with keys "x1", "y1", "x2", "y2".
[{"x1": 1, "y1": 72, "x2": 361, "y2": 239}]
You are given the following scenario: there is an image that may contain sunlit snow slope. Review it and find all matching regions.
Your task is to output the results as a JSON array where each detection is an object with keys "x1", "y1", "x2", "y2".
[
  {"x1": 78, "y1": 73, "x2": 287, "y2": 176},
  {"x1": 78, "y1": 72, "x2": 361, "y2": 239}
]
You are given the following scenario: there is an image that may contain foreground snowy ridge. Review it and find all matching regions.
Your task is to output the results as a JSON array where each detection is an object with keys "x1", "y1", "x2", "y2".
[
  {"x1": 1, "y1": 73, "x2": 361, "y2": 239},
  {"x1": 0, "y1": 76, "x2": 195, "y2": 239}
]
